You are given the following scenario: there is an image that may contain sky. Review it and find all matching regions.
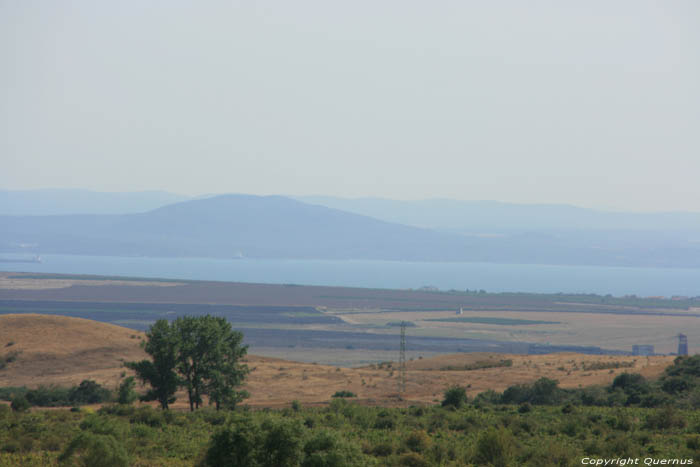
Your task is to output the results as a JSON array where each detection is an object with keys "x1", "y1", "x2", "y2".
[{"x1": 2, "y1": 1, "x2": 699, "y2": 212}]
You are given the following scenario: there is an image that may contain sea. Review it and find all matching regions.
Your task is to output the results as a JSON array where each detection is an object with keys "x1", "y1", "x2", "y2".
[{"x1": 1, "y1": 254, "x2": 699, "y2": 297}]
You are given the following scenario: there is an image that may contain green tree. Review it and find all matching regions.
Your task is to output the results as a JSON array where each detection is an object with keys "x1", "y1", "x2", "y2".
[
  {"x1": 207, "y1": 317, "x2": 249, "y2": 410},
  {"x1": 117, "y1": 376, "x2": 138, "y2": 405},
  {"x1": 441, "y1": 386, "x2": 468, "y2": 408},
  {"x1": 126, "y1": 319, "x2": 180, "y2": 410},
  {"x1": 173, "y1": 315, "x2": 249, "y2": 411},
  {"x1": 127, "y1": 316, "x2": 248, "y2": 411}
]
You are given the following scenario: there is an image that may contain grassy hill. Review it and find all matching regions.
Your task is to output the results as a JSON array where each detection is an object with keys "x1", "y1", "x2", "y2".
[{"x1": 0, "y1": 314, "x2": 147, "y2": 389}]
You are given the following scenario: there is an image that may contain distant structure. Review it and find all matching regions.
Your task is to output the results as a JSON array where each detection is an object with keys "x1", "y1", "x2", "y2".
[
  {"x1": 677, "y1": 334, "x2": 688, "y2": 356},
  {"x1": 457, "y1": 307, "x2": 463, "y2": 315},
  {"x1": 398, "y1": 322, "x2": 407, "y2": 394},
  {"x1": 633, "y1": 345, "x2": 654, "y2": 356}
]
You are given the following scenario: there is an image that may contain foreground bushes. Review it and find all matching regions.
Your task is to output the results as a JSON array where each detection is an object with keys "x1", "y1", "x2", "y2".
[
  {"x1": 483, "y1": 355, "x2": 700, "y2": 410},
  {"x1": 0, "y1": 400, "x2": 697, "y2": 466},
  {"x1": 0, "y1": 380, "x2": 113, "y2": 409}
]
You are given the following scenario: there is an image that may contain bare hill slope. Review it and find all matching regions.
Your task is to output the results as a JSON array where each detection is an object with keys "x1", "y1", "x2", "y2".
[{"x1": 0, "y1": 314, "x2": 147, "y2": 388}]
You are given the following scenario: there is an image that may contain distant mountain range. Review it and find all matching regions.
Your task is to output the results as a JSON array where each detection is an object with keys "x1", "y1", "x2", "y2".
[
  {"x1": 2, "y1": 191, "x2": 700, "y2": 267},
  {"x1": 298, "y1": 196, "x2": 700, "y2": 233}
]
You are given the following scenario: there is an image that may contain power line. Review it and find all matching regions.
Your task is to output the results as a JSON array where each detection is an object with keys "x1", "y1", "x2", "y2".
[{"x1": 398, "y1": 321, "x2": 406, "y2": 394}]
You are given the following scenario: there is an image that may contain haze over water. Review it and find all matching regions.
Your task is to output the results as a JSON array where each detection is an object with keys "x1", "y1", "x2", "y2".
[{"x1": 3, "y1": 254, "x2": 700, "y2": 298}]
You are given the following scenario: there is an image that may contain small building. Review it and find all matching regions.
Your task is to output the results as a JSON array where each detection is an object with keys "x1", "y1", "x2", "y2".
[
  {"x1": 632, "y1": 345, "x2": 654, "y2": 356},
  {"x1": 457, "y1": 307, "x2": 463, "y2": 315}
]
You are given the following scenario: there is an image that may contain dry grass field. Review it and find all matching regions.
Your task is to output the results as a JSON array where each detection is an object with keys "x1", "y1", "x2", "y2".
[
  {"x1": 0, "y1": 314, "x2": 148, "y2": 389},
  {"x1": 0, "y1": 314, "x2": 676, "y2": 410},
  {"x1": 335, "y1": 309, "x2": 697, "y2": 355}
]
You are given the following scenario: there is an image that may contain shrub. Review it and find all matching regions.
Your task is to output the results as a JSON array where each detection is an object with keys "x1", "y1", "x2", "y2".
[
  {"x1": 332, "y1": 391, "x2": 356, "y2": 398},
  {"x1": 10, "y1": 395, "x2": 30, "y2": 412},
  {"x1": 373, "y1": 410, "x2": 395, "y2": 429},
  {"x1": 117, "y1": 377, "x2": 138, "y2": 405},
  {"x1": 404, "y1": 430, "x2": 430, "y2": 453},
  {"x1": 441, "y1": 386, "x2": 467, "y2": 408},
  {"x1": 473, "y1": 389, "x2": 501, "y2": 406},
  {"x1": 371, "y1": 442, "x2": 393, "y2": 457},
  {"x1": 58, "y1": 432, "x2": 129, "y2": 467},
  {"x1": 398, "y1": 452, "x2": 430, "y2": 467},
  {"x1": 25, "y1": 385, "x2": 71, "y2": 406},
  {"x1": 204, "y1": 417, "x2": 260, "y2": 467},
  {"x1": 473, "y1": 428, "x2": 515, "y2": 467},
  {"x1": 645, "y1": 406, "x2": 686, "y2": 430},
  {"x1": 205, "y1": 416, "x2": 305, "y2": 467},
  {"x1": 129, "y1": 406, "x2": 165, "y2": 427},
  {"x1": 69, "y1": 380, "x2": 112, "y2": 404},
  {"x1": 301, "y1": 429, "x2": 368, "y2": 467},
  {"x1": 518, "y1": 402, "x2": 532, "y2": 413},
  {"x1": 259, "y1": 418, "x2": 304, "y2": 467}
]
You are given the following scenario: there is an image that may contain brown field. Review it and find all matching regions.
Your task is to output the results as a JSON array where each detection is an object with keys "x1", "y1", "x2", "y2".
[
  {"x1": 335, "y1": 309, "x2": 699, "y2": 355},
  {"x1": 1, "y1": 271, "x2": 696, "y2": 356},
  {"x1": 0, "y1": 314, "x2": 676, "y2": 409},
  {"x1": 0, "y1": 274, "x2": 183, "y2": 290}
]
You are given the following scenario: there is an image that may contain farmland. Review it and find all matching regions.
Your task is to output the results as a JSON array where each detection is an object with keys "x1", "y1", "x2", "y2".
[{"x1": 1, "y1": 272, "x2": 698, "y2": 364}]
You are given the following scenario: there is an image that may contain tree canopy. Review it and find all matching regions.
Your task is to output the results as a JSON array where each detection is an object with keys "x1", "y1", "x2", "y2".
[{"x1": 126, "y1": 316, "x2": 249, "y2": 410}]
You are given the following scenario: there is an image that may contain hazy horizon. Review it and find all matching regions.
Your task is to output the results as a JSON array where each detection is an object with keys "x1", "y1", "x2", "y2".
[
  {"x1": 4, "y1": 187, "x2": 700, "y2": 215},
  {"x1": 3, "y1": 1, "x2": 699, "y2": 212}
]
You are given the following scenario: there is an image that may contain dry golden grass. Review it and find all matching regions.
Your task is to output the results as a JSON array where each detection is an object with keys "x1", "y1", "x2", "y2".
[
  {"x1": 0, "y1": 314, "x2": 147, "y2": 389},
  {"x1": 0, "y1": 314, "x2": 676, "y2": 409},
  {"x1": 0, "y1": 272, "x2": 183, "y2": 290}
]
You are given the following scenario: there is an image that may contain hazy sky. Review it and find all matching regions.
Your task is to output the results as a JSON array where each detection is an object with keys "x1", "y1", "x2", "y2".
[{"x1": 2, "y1": 1, "x2": 699, "y2": 211}]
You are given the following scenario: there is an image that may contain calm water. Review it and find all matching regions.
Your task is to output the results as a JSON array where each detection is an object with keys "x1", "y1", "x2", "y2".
[{"x1": 1, "y1": 254, "x2": 700, "y2": 297}]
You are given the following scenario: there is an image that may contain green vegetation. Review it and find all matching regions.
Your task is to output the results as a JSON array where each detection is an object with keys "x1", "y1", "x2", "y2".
[
  {"x1": 582, "y1": 360, "x2": 635, "y2": 371},
  {"x1": 0, "y1": 397, "x2": 698, "y2": 466},
  {"x1": 479, "y1": 355, "x2": 700, "y2": 409},
  {"x1": 0, "y1": 380, "x2": 113, "y2": 408},
  {"x1": 331, "y1": 391, "x2": 357, "y2": 398},
  {"x1": 126, "y1": 316, "x2": 249, "y2": 411},
  {"x1": 439, "y1": 359, "x2": 513, "y2": 371},
  {"x1": 425, "y1": 317, "x2": 559, "y2": 325}
]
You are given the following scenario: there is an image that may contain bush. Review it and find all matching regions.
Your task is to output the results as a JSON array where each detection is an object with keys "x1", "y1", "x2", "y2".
[
  {"x1": 398, "y1": 452, "x2": 430, "y2": 467},
  {"x1": 404, "y1": 430, "x2": 430, "y2": 453},
  {"x1": 373, "y1": 410, "x2": 395, "y2": 429},
  {"x1": 10, "y1": 395, "x2": 30, "y2": 413},
  {"x1": 331, "y1": 391, "x2": 356, "y2": 398},
  {"x1": 370, "y1": 442, "x2": 393, "y2": 457},
  {"x1": 129, "y1": 406, "x2": 165, "y2": 427},
  {"x1": 69, "y1": 380, "x2": 112, "y2": 405},
  {"x1": 473, "y1": 428, "x2": 515, "y2": 467},
  {"x1": 302, "y1": 429, "x2": 368, "y2": 467},
  {"x1": 645, "y1": 406, "x2": 686, "y2": 430},
  {"x1": 58, "y1": 432, "x2": 129, "y2": 467},
  {"x1": 259, "y1": 418, "x2": 304, "y2": 467},
  {"x1": 204, "y1": 417, "x2": 260, "y2": 467},
  {"x1": 518, "y1": 402, "x2": 532, "y2": 413},
  {"x1": 441, "y1": 386, "x2": 467, "y2": 408},
  {"x1": 25, "y1": 385, "x2": 71, "y2": 407},
  {"x1": 117, "y1": 377, "x2": 138, "y2": 405},
  {"x1": 205, "y1": 416, "x2": 305, "y2": 467}
]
